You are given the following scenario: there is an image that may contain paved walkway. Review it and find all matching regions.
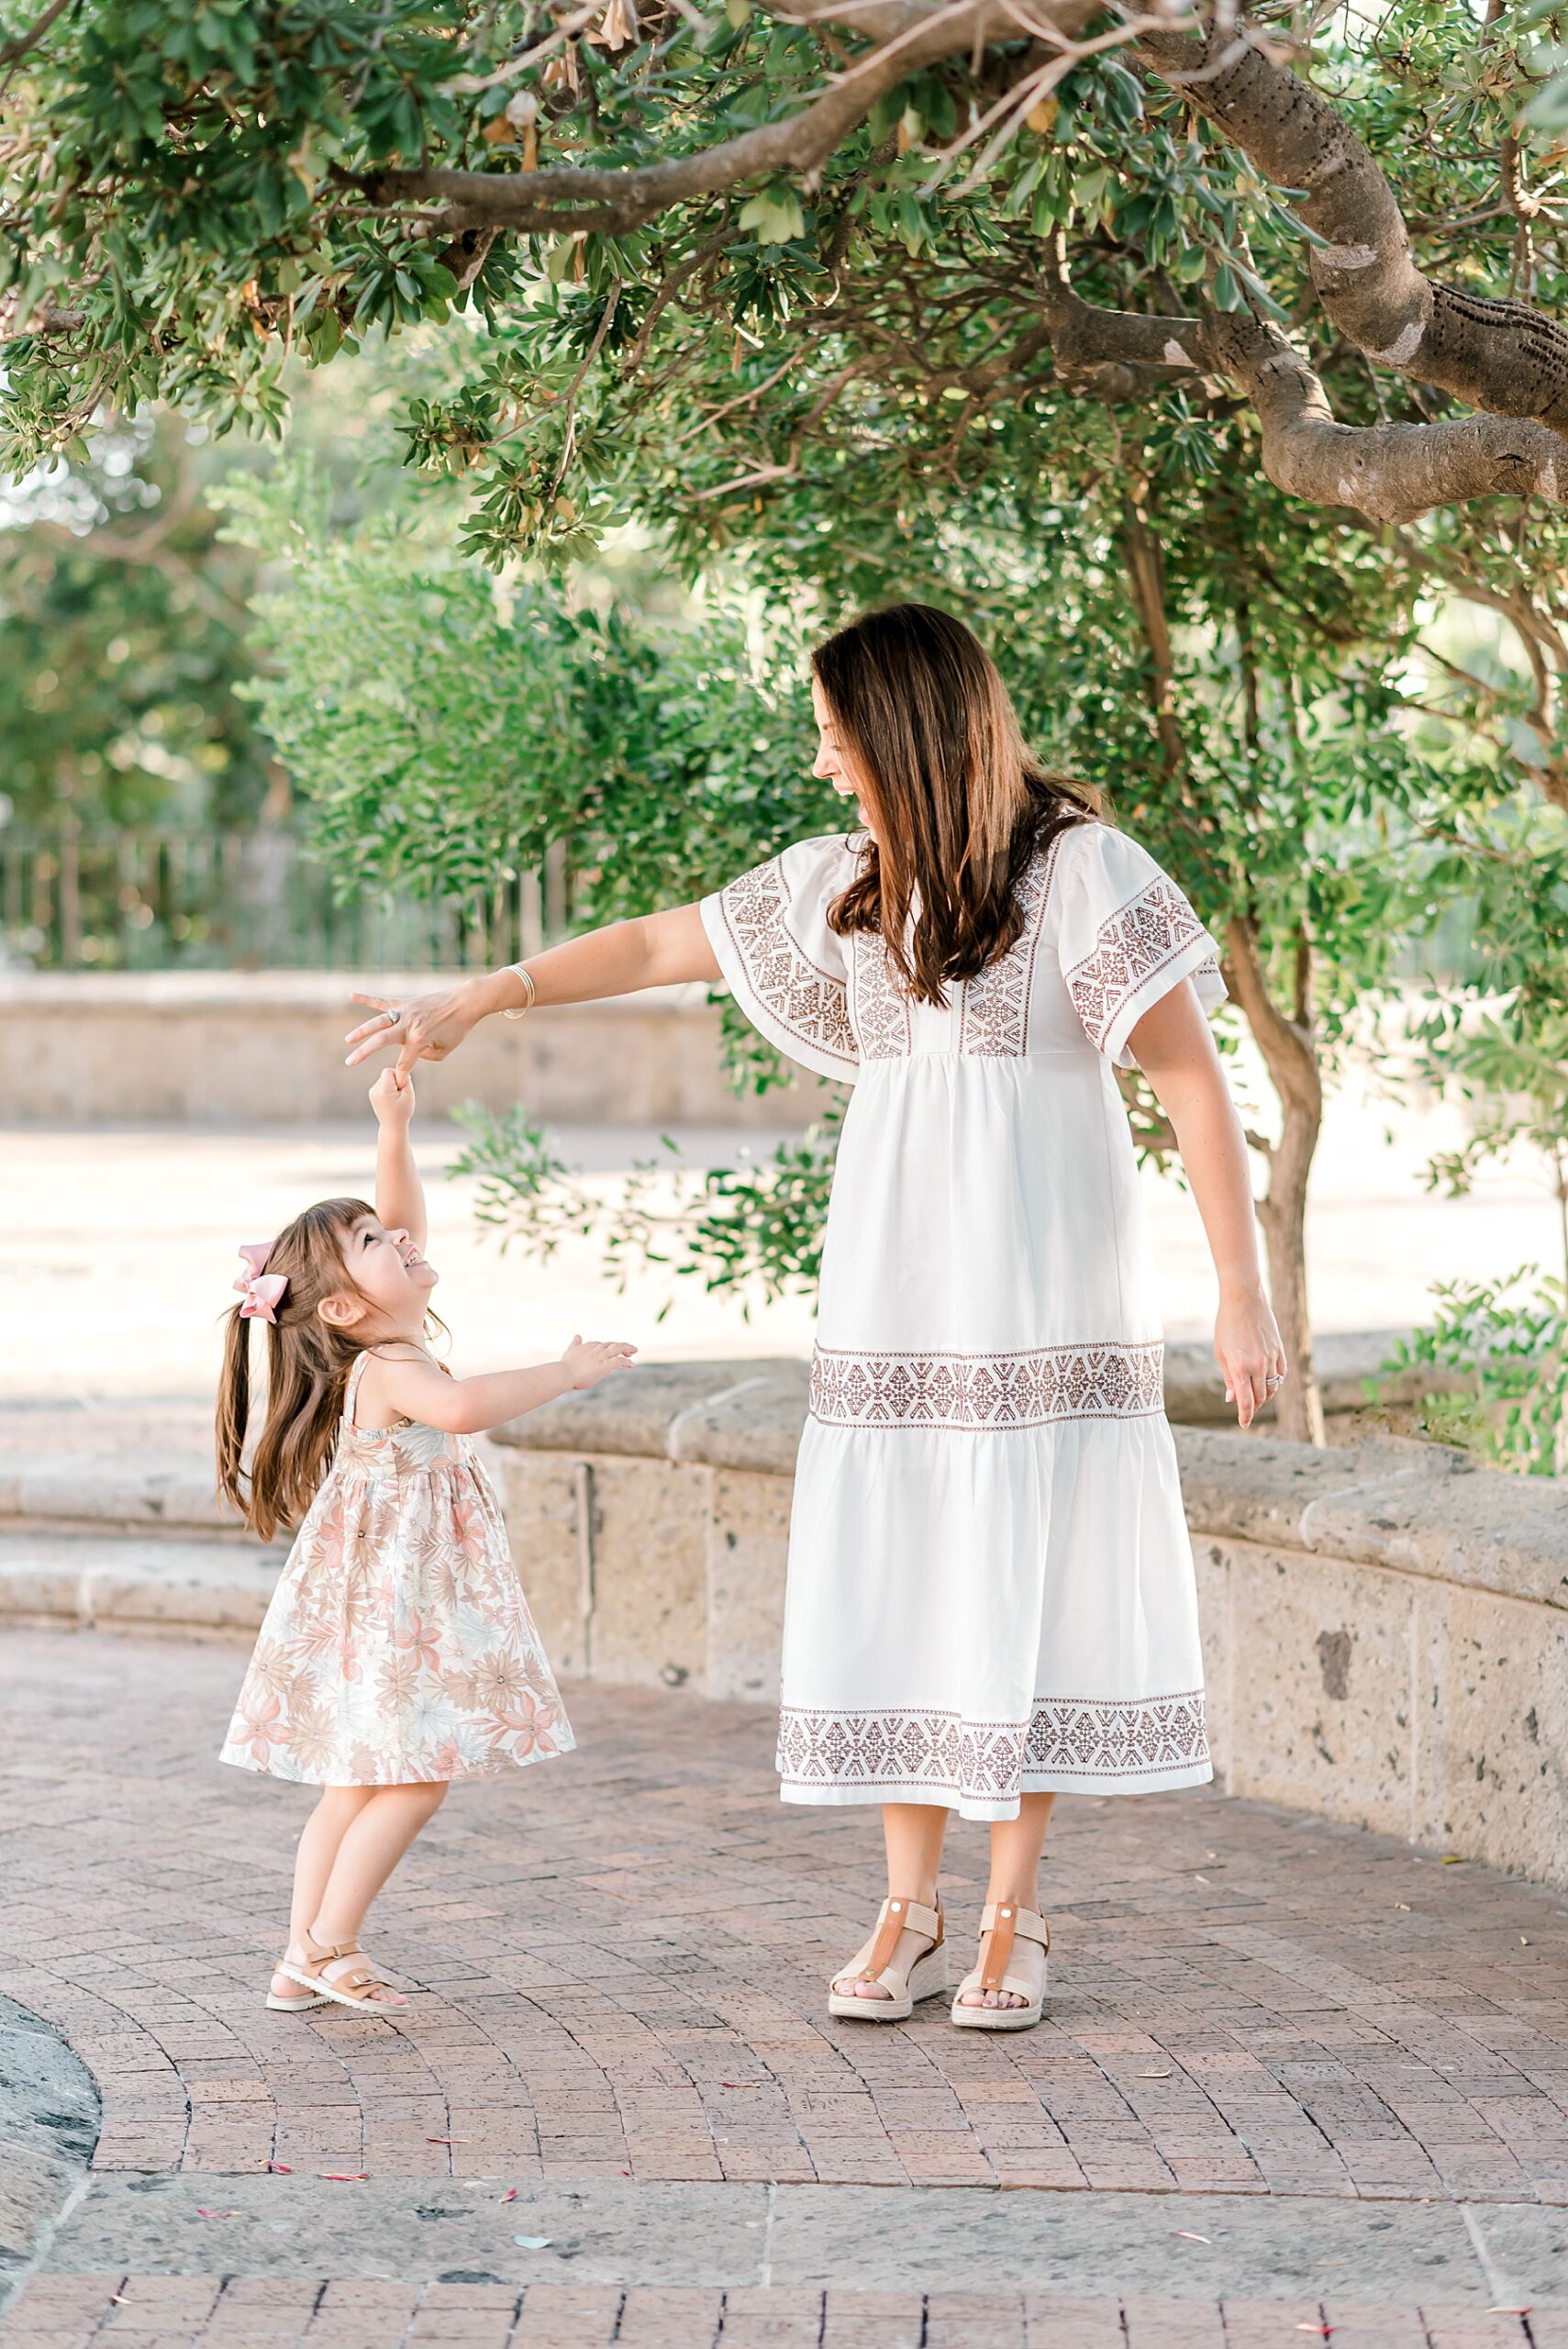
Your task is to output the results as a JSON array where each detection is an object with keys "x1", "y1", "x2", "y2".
[
  {"x1": 4, "y1": 2277, "x2": 1562, "y2": 2348},
  {"x1": 3, "y1": 1631, "x2": 1568, "y2": 2345}
]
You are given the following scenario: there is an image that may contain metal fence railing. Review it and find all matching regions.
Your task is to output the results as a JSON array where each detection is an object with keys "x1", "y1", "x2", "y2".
[{"x1": 0, "y1": 829, "x2": 574, "y2": 972}]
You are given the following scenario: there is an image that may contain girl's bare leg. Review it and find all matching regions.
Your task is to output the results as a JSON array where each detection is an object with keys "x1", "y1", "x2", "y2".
[
  {"x1": 958, "y1": 1791, "x2": 1057, "y2": 2009},
  {"x1": 271, "y1": 1787, "x2": 375, "y2": 2001},
  {"x1": 834, "y1": 1801, "x2": 951, "y2": 2000},
  {"x1": 306, "y1": 1783, "x2": 450, "y2": 2005}
]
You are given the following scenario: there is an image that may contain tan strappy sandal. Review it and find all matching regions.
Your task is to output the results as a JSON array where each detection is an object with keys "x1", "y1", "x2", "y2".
[
  {"x1": 266, "y1": 1952, "x2": 328, "y2": 2013},
  {"x1": 827, "y1": 1894, "x2": 947, "y2": 2021},
  {"x1": 278, "y1": 1928, "x2": 402, "y2": 2011},
  {"x1": 951, "y1": 1898, "x2": 1051, "y2": 2031}
]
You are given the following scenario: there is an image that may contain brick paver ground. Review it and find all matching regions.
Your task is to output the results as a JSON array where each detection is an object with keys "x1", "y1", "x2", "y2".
[
  {"x1": 1, "y1": 2277, "x2": 1556, "y2": 2348},
  {"x1": 3, "y1": 1631, "x2": 1568, "y2": 2205}
]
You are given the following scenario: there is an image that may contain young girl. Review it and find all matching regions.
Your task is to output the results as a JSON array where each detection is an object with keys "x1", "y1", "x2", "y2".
[{"x1": 217, "y1": 1066, "x2": 636, "y2": 2012}]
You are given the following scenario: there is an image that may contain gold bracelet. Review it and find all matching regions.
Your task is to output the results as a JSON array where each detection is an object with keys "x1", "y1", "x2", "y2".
[{"x1": 500, "y1": 963, "x2": 537, "y2": 1019}]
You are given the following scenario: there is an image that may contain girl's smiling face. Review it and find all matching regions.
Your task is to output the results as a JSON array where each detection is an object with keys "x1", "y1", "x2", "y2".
[
  {"x1": 811, "y1": 674, "x2": 878, "y2": 838},
  {"x1": 321, "y1": 1214, "x2": 438, "y2": 1338}
]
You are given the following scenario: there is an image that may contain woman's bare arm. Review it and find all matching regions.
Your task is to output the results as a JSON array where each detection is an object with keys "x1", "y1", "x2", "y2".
[
  {"x1": 523, "y1": 903, "x2": 721, "y2": 1005},
  {"x1": 1124, "y1": 979, "x2": 1286, "y2": 1429},
  {"x1": 344, "y1": 902, "x2": 720, "y2": 1074}
]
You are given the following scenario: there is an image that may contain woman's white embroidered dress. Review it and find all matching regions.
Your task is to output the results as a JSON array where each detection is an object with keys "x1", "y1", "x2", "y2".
[{"x1": 700, "y1": 819, "x2": 1225, "y2": 1821}]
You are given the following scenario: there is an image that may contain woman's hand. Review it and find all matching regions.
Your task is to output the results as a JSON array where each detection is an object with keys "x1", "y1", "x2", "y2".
[
  {"x1": 1215, "y1": 1280, "x2": 1287, "y2": 1430},
  {"x1": 369, "y1": 1067, "x2": 415, "y2": 1127},
  {"x1": 344, "y1": 975, "x2": 502, "y2": 1075},
  {"x1": 562, "y1": 1334, "x2": 639, "y2": 1391}
]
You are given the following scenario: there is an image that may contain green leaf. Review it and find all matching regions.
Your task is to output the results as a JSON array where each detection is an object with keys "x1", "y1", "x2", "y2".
[{"x1": 738, "y1": 185, "x2": 806, "y2": 244}]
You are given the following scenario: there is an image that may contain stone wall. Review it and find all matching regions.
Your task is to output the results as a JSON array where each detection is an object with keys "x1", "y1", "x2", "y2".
[
  {"x1": 0, "y1": 972, "x2": 828, "y2": 1127},
  {"x1": 489, "y1": 1361, "x2": 1568, "y2": 1887}
]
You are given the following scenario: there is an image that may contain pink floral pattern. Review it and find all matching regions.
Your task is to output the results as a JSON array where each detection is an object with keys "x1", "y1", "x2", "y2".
[{"x1": 219, "y1": 1356, "x2": 573, "y2": 1786}]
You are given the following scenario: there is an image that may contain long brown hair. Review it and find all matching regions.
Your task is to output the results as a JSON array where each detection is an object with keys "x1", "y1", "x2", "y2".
[
  {"x1": 216, "y1": 1197, "x2": 375, "y2": 1543},
  {"x1": 816, "y1": 604, "x2": 1102, "y2": 1004}
]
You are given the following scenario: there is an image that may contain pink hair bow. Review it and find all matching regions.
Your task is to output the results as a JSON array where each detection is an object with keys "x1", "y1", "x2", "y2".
[{"x1": 234, "y1": 1241, "x2": 288, "y2": 1324}]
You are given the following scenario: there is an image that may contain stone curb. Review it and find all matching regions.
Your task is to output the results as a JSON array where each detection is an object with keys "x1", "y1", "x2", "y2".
[
  {"x1": 0, "y1": 1532, "x2": 284, "y2": 1633},
  {"x1": 1175, "y1": 1425, "x2": 1568, "y2": 1611},
  {"x1": 0, "y1": 1330, "x2": 1456, "y2": 1534},
  {"x1": 35, "y1": 2176, "x2": 1568, "y2": 2303},
  {"x1": 0, "y1": 1994, "x2": 99, "y2": 2315},
  {"x1": 3, "y1": 1349, "x2": 1559, "y2": 1631},
  {"x1": 491, "y1": 1356, "x2": 1568, "y2": 1615},
  {"x1": 0, "y1": 1453, "x2": 239, "y2": 1533}
]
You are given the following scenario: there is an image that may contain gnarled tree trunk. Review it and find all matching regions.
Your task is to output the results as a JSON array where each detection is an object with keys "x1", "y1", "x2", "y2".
[
  {"x1": 1223, "y1": 916, "x2": 1326, "y2": 1447},
  {"x1": 1121, "y1": 497, "x2": 1328, "y2": 1444}
]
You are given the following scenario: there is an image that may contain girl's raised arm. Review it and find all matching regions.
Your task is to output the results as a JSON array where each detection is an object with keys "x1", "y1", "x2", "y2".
[
  {"x1": 369, "y1": 1069, "x2": 426, "y2": 1252},
  {"x1": 345, "y1": 903, "x2": 720, "y2": 1076}
]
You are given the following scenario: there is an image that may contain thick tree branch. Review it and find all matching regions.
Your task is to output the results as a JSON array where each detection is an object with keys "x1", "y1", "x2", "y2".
[
  {"x1": 1039, "y1": 262, "x2": 1568, "y2": 523},
  {"x1": 1206, "y1": 313, "x2": 1568, "y2": 523},
  {"x1": 367, "y1": 0, "x2": 1104, "y2": 232},
  {"x1": 356, "y1": 3, "x2": 1568, "y2": 525},
  {"x1": 1133, "y1": 16, "x2": 1568, "y2": 448}
]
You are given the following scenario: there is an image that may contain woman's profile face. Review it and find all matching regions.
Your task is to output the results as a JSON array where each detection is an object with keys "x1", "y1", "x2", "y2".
[{"x1": 811, "y1": 673, "x2": 877, "y2": 838}]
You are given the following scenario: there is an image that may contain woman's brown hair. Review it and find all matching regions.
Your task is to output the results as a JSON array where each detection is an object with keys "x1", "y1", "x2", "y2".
[
  {"x1": 815, "y1": 603, "x2": 1102, "y2": 1003},
  {"x1": 216, "y1": 1197, "x2": 378, "y2": 1543}
]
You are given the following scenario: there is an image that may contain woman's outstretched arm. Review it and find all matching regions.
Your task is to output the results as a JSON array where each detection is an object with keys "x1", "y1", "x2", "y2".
[
  {"x1": 1125, "y1": 978, "x2": 1286, "y2": 1430},
  {"x1": 344, "y1": 902, "x2": 720, "y2": 1075}
]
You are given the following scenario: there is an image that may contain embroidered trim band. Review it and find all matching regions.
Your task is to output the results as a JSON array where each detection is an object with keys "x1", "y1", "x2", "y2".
[
  {"x1": 851, "y1": 925, "x2": 914, "y2": 1061},
  {"x1": 777, "y1": 1691, "x2": 1209, "y2": 1799},
  {"x1": 956, "y1": 829, "x2": 1066, "y2": 1056},
  {"x1": 809, "y1": 1341, "x2": 1165, "y2": 1430},
  {"x1": 718, "y1": 854, "x2": 859, "y2": 1070},
  {"x1": 1064, "y1": 874, "x2": 1212, "y2": 1053}
]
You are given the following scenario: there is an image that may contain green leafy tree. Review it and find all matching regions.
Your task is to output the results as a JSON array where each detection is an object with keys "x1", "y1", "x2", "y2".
[
  {"x1": 1419, "y1": 1011, "x2": 1568, "y2": 1287},
  {"x1": 1374, "y1": 1274, "x2": 1568, "y2": 1477},
  {"x1": 5, "y1": 3, "x2": 1568, "y2": 536},
  {"x1": 0, "y1": 330, "x2": 481, "y2": 843},
  {"x1": 0, "y1": 411, "x2": 268, "y2": 832},
  {"x1": 1373, "y1": 1000, "x2": 1568, "y2": 1477},
  {"x1": 219, "y1": 462, "x2": 839, "y2": 920}
]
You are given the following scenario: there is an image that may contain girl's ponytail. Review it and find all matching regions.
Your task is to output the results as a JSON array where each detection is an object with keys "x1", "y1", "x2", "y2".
[
  {"x1": 217, "y1": 1300, "x2": 253, "y2": 1530},
  {"x1": 215, "y1": 1197, "x2": 374, "y2": 1543}
]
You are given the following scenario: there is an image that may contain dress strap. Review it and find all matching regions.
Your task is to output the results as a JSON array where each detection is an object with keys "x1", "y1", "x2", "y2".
[{"x1": 342, "y1": 1351, "x2": 370, "y2": 1431}]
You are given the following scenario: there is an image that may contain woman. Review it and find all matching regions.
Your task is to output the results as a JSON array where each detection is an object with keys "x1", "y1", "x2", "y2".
[{"x1": 346, "y1": 603, "x2": 1285, "y2": 2032}]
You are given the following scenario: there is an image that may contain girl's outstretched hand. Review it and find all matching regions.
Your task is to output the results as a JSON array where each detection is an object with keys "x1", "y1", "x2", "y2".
[
  {"x1": 370, "y1": 1067, "x2": 416, "y2": 1126},
  {"x1": 1214, "y1": 1280, "x2": 1287, "y2": 1430},
  {"x1": 562, "y1": 1335, "x2": 639, "y2": 1391}
]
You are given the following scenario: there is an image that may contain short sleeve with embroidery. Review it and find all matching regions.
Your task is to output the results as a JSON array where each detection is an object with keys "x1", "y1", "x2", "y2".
[
  {"x1": 700, "y1": 833, "x2": 862, "y2": 1085},
  {"x1": 1052, "y1": 824, "x2": 1227, "y2": 1070}
]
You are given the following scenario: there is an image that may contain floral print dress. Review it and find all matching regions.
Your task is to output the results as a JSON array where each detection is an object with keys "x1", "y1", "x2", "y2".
[{"x1": 220, "y1": 1352, "x2": 573, "y2": 1786}]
